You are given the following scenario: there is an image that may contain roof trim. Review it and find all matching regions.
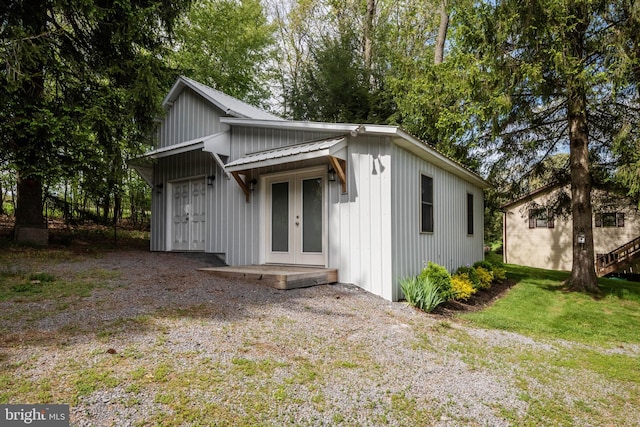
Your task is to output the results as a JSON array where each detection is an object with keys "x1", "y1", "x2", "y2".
[
  {"x1": 142, "y1": 137, "x2": 204, "y2": 159},
  {"x1": 139, "y1": 131, "x2": 229, "y2": 159},
  {"x1": 225, "y1": 136, "x2": 347, "y2": 172},
  {"x1": 163, "y1": 76, "x2": 283, "y2": 121},
  {"x1": 220, "y1": 118, "x2": 491, "y2": 189},
  {"x1": 500, "y1": 183, "x2": 562, "y2": 210}
]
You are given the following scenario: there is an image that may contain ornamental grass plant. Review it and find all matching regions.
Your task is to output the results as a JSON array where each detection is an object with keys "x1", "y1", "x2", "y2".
[{"x1": 400, "y1": 276, "x2": 444, "y2": 313}]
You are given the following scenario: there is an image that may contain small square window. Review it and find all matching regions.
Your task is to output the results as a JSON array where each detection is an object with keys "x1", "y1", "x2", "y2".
[
  {"x1": 529, "y1": 208, "x2": 554, "y2": 229},
  {"x1": 596, "y1": 212, "x2": 625, "y2": 228}
]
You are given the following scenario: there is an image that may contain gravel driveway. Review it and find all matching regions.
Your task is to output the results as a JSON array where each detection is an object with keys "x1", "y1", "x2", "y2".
[{"x1": 0, "y1": 250, "x2": 611, "y2": 426}]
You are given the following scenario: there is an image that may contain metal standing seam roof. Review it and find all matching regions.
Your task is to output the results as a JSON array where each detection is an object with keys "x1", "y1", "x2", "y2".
[
  {"x1": 166, "y1": 76, "x2": 283, "y2": 121},
  {"x1": 225, "y1": 136, "x2": 347, "y2": 172}
]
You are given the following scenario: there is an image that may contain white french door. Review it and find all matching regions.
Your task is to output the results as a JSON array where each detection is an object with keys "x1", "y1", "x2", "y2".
[
  {"x1": 170, "y1": 178, "x2": 206, "y2": 251},
  {"x1": 265, "y1": 169, "x2": 326, "y2": 266}
]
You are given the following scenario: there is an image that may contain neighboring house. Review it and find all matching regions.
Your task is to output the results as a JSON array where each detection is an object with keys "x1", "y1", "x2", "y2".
[
  {"x1": 502, "y1": 183, "x2": 640, "y2": 274},
  {"x1": 131, "y1": 76, "x2": 489, "y2": 302}
]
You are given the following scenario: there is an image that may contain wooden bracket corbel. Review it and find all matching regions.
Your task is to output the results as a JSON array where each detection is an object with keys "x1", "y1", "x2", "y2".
[
  {"x1": 328, "y1": 156, "x2": 347, "y2": 193},
  {"x1": 231, "y1": 171, "x2": 251, "y2": 202}
]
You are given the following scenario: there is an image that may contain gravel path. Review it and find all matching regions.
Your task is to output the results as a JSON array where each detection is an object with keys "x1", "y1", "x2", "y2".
[{"x1": 0, "y1": 250, "x2": 629, "y2": 426}]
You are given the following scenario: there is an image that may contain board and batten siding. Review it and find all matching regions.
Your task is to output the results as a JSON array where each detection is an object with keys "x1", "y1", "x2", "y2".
[
  {"x1": 158, "y1": 87, "x2": 226, "y2": 149},
  {"x1": 327, "y1": 136, "x2": 394, "y2": 301},
  {"x1": 390, "y1": 144, "x2": 485, "y2": 302},
  {"x1": 151, "y1": 150, "x2": 214, "y2": 251},
  {"x1": 208, "y1": 126, "x2": 338, "y2": 266}
]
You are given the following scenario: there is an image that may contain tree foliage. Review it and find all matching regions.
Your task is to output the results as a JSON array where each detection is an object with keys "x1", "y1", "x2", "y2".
[
  {"x1": 171, "y1": 0, "x2": 275, "y2": 107},
  {"x1": 0, "y1": 0, "x2": 190, "y2": 234},
  {"x1": 452, "y1": 0, "x2": 640, "y2": 291}
]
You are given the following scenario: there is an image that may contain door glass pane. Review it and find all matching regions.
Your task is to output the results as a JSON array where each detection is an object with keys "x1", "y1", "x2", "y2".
[
  {"x1": 302, "y1": 178, "x2": 322, "y2": 253},
  {"x1": 271, "y1": 182, "x2": 289, "y2": 252}
]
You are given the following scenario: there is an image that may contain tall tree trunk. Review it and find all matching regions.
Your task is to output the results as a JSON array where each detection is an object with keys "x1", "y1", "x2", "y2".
[
  {"x1": 14, "y1": 0, "x2": 47, "y2": 241},
  {"x1": 363, "y1": 0, "x2": 375, "y2": 78},
  {"x1": 15, "y1": 174, "x2": 44, "y2": 228},
  {"x1": 0, "y1": 180, "x2": 4, "y2": 216},
  {"x1": 434, "y1": 0, "x2": 449, "y2": 64},
  {"x1": 566, "y1": 4, "x2": 598, "y2": 292},
  {"x1": 567, "y1": 87, "x2": 598, "y2": 292}
]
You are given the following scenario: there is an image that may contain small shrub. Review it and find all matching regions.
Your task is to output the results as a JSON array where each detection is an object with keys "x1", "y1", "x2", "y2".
[
  {"x1": 419, "y1": 261, "x2": 453, "y2": 300},
  {"x1": 455, "y1": 266, "x2": 481, "y2": 289},
  {"x1": 492, "y1": 266, "x2": 507, "y2": 282},
  {"x1": 475, "y1": 267, "x2": 493, "y2": 290},
  {"x1": 473, "y1": 260, "x2": 493, "y2": 271},
  {"x1": 400, "y1": 276, "x2": 444, "y2": 313},
  {"x1": 450, "y1": 273, "x2": 476, "y2": 301}
]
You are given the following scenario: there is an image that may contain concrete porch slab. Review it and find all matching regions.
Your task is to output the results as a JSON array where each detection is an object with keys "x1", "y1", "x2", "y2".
[{"x1": 198, "y1": 265, "x2": 338, "y2": 290}]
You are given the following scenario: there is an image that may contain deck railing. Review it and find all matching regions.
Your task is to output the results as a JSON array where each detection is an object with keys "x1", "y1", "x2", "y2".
[{"x1": 595, "y1": 235, "x2": 640, "y2": 277}]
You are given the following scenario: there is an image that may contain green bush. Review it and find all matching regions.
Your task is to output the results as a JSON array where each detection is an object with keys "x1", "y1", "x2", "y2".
[
  {"x1": 455, "y1": 266, "x2": 480, "y2": 289},
  {"x1": 474, "y1": 259, "x2": 507, "y2": 283},
  {"x1": 473, "y1": 260, "x2": 493, "y2": 271},
  {"x1": 400, "y1": 276, "x2": 445, "y2": 313},
  {"x1": 475, "y1": 267, "x2": 493, "y2": 290},
  {"x1": 450, "y1": 273, "x2": 476, "y2": 301},
  {"x1": 492, "y1": 266, "x2": 507, "y2": 282},
  {"x1": 418, "y1": 261, "x2": 453, "y2": 300}
]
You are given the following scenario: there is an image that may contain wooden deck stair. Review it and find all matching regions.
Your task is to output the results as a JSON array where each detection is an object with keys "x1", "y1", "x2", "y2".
[{"x1": 595, "y1": 235, "x2": 640, "y2": 277}]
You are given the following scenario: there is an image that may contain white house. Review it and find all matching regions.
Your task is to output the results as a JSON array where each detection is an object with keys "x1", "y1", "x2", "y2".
[{"x1": 131, "y1": 76, "x2": 490, "y2": 302}]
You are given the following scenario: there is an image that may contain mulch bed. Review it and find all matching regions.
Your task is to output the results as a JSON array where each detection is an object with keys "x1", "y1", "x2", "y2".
[{"x1": 432, "y1": 279, "x2": 516, "y2": 317}]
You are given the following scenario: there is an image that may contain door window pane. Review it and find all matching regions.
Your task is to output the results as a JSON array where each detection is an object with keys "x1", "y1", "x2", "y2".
[
  {"x1": 302, "y1": 178, "x2": 323, "y2": 253},
  {"x1": 271, "y1": 182, "x2": 289, "y2": 252}
]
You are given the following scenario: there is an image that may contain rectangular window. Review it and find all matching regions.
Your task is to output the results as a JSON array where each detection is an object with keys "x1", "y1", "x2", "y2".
[
  {"x1": 421, "y1": 174, "x2": 433, "y2": 233},
  {"x1": 528, "y1": 208, "x2": 554, "y2": 229},
  {"x1": 467, "y1": 193, "x2": 474, "y2": 235},
  {"x1": 595, "y1": 212, "x2": 625, "y2": 228}
]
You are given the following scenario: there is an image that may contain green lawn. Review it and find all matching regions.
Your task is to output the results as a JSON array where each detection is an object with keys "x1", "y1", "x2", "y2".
[
  {"x1": 450, "y1": 261, "x2": 640, "y2": 425},
  {"x1": 461, "y1": 262, "x2": 640, "y2": 346}
]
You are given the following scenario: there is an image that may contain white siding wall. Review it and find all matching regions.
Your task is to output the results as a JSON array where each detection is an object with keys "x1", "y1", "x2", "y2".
[
  {"x1": 327, "y1": 136, "x2": 394, "y2": 300},
  {"x1": 208, "y1": 127, "x2": 336, "y2": 265},
  {"x1": 390, "y1": 145, "x2": 485, "y2": 301},
  {"x1": 151, "y1": 151, "x2": 214, "y2": 251},
  {"x1": 159, "y1": 88, "x2": 224, "y2": 148},
  {"x1": 151, "y1": 95, "x2": 486, "y2": 302}
]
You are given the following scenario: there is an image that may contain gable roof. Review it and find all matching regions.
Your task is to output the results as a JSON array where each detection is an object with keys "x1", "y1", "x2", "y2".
[
  {"x1": 501, "y1": 181, "x2": 638, "y2": 211},
  {"x1": 163, "y1": 76, "x2": 283, "y2": 121},
  {"x1": 500, "y1": 183, "x2": 562, "y2": 210}
]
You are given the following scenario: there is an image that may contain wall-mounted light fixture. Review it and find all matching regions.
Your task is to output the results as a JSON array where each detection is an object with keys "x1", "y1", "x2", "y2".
[
  {"x1": 328, "y1": 168, "x2": 336, "y2": 182},
  {"x1": 207, "y1": 175, "x2": 216, "y2": 186},
  {"x1": 155, "y1": 183, "x2": 163, "y2": 194},
  {"x1": 249, "y1": 178, "x2": 257, "y2": 191},
  {"x1": 350, "y1": 124, "x2": 366, "y2": 137}
]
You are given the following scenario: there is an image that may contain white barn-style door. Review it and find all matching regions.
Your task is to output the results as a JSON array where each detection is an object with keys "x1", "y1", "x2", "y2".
[
  {"x1": 265, "y1": 169, "x2": 326, "y2": 266},
  {"x1": 170, "y1": 178, "x2": 206, "y2": 251}
]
